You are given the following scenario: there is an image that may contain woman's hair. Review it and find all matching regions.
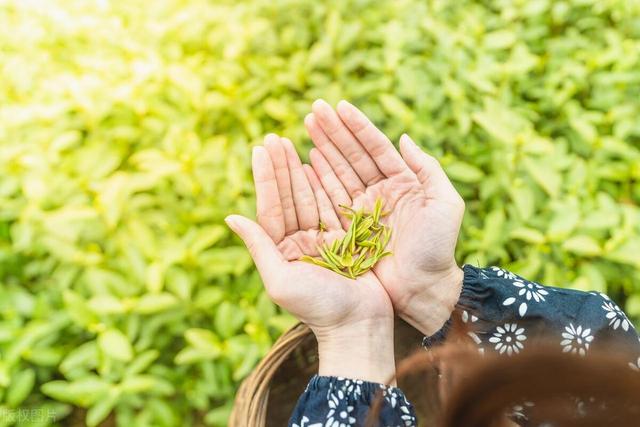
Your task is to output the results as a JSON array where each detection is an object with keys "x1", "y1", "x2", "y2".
[{"x1": 367, "y1": 319, "x2": 640, "y2": 427}]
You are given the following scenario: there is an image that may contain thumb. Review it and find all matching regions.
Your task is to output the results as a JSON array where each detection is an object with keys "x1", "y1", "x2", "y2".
[
  {"x1": 399, "y1": 134, "x2": 459, "y2": 200},
  {"x1": 225, "y1": 214, "x2": 284, "y2": 283}
]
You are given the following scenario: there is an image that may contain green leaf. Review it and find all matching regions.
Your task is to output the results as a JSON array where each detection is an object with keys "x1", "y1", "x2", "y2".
[
  {"x1": 124, "y1": 350, "x2": 160, "y2": 376},
  {"x1": 7, "y1": 368, "x2": 36, "y2": 407},
  {"x1": 483, "y1": 30, "x2": 516, "y2": 49},
  {"x1": 562, "y1": 235, "x2": 602, "y2": 256},
  {"x1": 445, "y1": 162, "x2": 484, "y2": 183},
  {"x1": 146, "y1": 262, "x2": 165, "y2": 293},
  {"x1": 547, "y1": 209, "x2": 580, "y2": 240},
  {"x1": 88, "y1": 295, "x2": 127, "y2": 315},
  {"x1": 86, "y1": 391, "x2": 118, "y2": 427},
  {"x1": 41, "y1": 377, "x2": 110, "y2": 407},
  {"x1": 379, "y1": 94, "x2": 414, "y2": 122},
  {"x1": 184, "y1": 328, "x2": 222, "y2": 355},
  {"x1": 214, "y1": 302, "x2": 246, "y2": 339},
  {"x1": 60, "y1": 342, "x2": 99, "y2": 376},
  {"x1": 134, "y1": 293, "x2": 178, "y2": 314},
  {"x1": 98, "y1": 329, "x2": 133, "y2": 362},
  {"x1": 509, "y1": 227, "x2": 546, "y2": 244},
  {"x1": 625, "y1": 295, "x2": 640, "y2": 318},
  {"x1": 523, "y1": 157, "x2": 561, "y2": 198},
  {"x1": 510, "y1": 185, "x2": 535, "y2": 221},
  {"x1": 603, "y1": 237, "x2": 640, "y2": 268}
]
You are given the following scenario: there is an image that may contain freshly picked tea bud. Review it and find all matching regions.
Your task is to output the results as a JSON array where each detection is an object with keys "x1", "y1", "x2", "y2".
[{"x1": 300, "y1": 197, "x2": 392, "y2": 279}]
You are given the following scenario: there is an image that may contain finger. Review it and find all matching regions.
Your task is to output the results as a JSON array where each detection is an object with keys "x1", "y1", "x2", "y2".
[
  {"x1": 225, "y1": 214, "x2": 285, "y2": 289},
  {"x1": 252, "y1": 146, "x2": 285, "y2": 243},
  {"x1": 264, "y1": 134, "x2": 298, "y2": 234},
  {"x1": 304, "y1": 112, "x2": 366, "y2": 197},
  {"x1": 336, "y1": 100, "x2": 409, "y2": 177},
  {"x1": 309, "y1": 148, "x2": 352, "y2": 229},
  {"x1": 303, "y1": 164, "x2": 342, "y2": 230},
  {"x1": 311, "y1": 99, "x2": 383, "y2": 185},
  {"x1": 399, "y1": 134, "x2": 462, "y2": 202},
  {"x1": 281, "y1": 137, "x2": 319, "y2": 230}
]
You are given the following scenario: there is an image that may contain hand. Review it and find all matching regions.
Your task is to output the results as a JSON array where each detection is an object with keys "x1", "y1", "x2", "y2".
[
  {"x1": 225, "y1": 134, "x2": 396, "y2": 383},
  {"x1": 304, "y1": 99, "x2": 465, "y2": 336}
]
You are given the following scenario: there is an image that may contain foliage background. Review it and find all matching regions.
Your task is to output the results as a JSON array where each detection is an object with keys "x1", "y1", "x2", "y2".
[{"x1": 0, "y1": 0, "x2": 639, "y2": 425}]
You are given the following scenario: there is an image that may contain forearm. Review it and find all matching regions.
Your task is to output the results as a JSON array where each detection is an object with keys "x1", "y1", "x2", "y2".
[
  {"x1": 289, "y1": 317, "x2": 417, "y2": 427},
  {"x1": 315, "y1": 317, "x2": 397, "y2": 385}
]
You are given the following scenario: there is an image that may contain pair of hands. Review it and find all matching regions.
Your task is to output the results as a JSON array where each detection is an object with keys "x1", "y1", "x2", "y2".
[{"x1": 226, "y1": 100, "x2": 465, "y2": 384}]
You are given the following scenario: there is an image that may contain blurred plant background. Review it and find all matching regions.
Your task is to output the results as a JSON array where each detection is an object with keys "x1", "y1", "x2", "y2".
[{"x1": 0, "y1": 0, "x2": 639, "y2": 425}]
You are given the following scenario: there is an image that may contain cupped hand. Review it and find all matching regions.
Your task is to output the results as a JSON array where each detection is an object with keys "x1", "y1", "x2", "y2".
[
  {"x1": 304, "y1": 99, "x2": 465, "y2": 336},
  {"x1": 225, "y1": 134, "x2": 395, "y2": 382}
]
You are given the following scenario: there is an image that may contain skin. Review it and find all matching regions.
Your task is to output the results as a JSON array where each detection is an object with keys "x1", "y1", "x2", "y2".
[
  {"x1": 306, "y1": 99, "x2": 465, "y2": 337},
  {"x1": 227, "y1": 99, "x2": 466, "y2": 385},
  {"x1": 226, "y1": 135, "x2": 396, "y2": 384}
]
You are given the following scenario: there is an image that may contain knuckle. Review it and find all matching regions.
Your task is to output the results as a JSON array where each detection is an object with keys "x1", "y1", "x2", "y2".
[
  {"x1": 368, "y1": 141, "x2": 388, "y2": 158},
  {"x1": 333, "y1": 162, "x2": 353, "y2": 178}
]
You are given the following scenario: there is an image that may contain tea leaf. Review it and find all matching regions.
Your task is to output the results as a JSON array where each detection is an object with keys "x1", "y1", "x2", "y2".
[{"x1": 299, "y1": 197, "x2": 393, "y2": 278}]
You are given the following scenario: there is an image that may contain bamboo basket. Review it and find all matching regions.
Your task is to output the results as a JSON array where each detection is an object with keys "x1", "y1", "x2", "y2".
[{"x1": 230, "y1": 320, "x2": 430, "y2": 427}]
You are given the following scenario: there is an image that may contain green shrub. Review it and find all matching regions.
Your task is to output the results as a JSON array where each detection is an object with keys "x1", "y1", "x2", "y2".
[{"x1": 0, "y1": 0, "x2": 639, "y2": 425}]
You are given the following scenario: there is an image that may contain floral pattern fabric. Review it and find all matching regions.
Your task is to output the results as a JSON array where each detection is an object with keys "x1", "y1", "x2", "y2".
[
  {"x1": 288, "y1": 375, "x2": 416, "y2": 427},
  {"x1": 289, "y1": 265, "x2": 640, "y2": 427},
  {"x1": 425, "y1": 265, "x2": 640, "y2": 361}
]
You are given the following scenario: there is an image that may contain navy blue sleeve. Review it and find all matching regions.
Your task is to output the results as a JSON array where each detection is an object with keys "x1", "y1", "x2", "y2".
[
  {"x1": 423, "y1": 265, "x2": 639, "y2": 360},
  {"x1": 288, "y1": 375, "x2": 416, "y2": 427},
  {"x1": 423, "y1": 265, "x2": 640, "y2": 425}
]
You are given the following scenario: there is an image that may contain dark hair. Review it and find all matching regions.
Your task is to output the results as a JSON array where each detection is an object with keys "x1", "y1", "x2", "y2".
[{"x1": 367, "y1": 320, "x2": 640, "y2": 427}]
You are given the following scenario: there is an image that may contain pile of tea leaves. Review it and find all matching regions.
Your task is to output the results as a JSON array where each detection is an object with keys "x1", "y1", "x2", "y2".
[{"x1": 300, "y1": 198, "x2": 392, "y2": 278}]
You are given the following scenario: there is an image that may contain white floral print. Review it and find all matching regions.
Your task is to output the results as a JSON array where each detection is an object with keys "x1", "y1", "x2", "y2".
[
  {"x1": 461, "y1": 310, "x2": 484, "y2": 354},
  {"x1": 291, "y1": 416, "x2": 322, "y2": 427},
  {"x1": 502, "y1": 278, "x2": 549, "y2": 317},
  {"x1": 489, "y1": 323, "x2": 527, "y2": 355},
  {"x1": 513, "y1": 279, "x2": 549, "y2": 302},
  {"x1": 340, "y1": 378, "x2": 363, "y2": 400},
  {"x1": 326, "y1": 389, "x2": 355, "y2": 427},
  {"x1": 602, "y1": 300, "x2": 631, "y2": 332},
  {"x1": 380, "y1": 385, "x2": 400, "y2": 408},
  {"x1": 379, "y1": 385, "x2": 416, "y2": 426},
  {"x1": 291, "y1": 266, "x2": 640, "y2": 427},
  {"x1": 292, "y1": 376, "x2": 416, "y2": 427},
  {"x1": 491, "y1": 266, "x2": 517, "y2": 280},
  {"x1": 399, "y1": 404, "x2": 416, "y2": 426},
  {"x1": 561, "y1": 323, "x2": 594, "y2": 356},
  {"x1": 461, "y1": 310, "x2": 478, "y2": 323}
]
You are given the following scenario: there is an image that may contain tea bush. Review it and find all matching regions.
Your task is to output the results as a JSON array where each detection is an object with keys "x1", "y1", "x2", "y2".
[{"x1": 0, "y1": 0, "x2": 639, "y2": 425}]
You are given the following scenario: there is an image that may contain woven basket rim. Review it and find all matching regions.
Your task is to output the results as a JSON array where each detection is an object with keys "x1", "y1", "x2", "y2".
[{"x1": 229, "y1": 322, "x2": 313, "y2": 427}]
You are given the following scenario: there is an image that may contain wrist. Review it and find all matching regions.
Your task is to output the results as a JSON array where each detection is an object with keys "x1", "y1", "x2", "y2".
[
  {"x1": 314, "y1": 316, "x2": 396, "y2": 385},
  {"x1": 399, "y1": 265, "x2": 464, "y2": 337}
]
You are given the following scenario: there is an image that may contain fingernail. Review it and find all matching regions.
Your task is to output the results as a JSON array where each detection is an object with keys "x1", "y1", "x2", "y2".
[
  {"x1": 224, "y1": 215, "x2": 238, "y2": 231},
  {"x1": 312, "y1": 98, "x2": 329, "y2": 110},
  {"x1": 304, "y1": 112, "x2": 314, "y2": 124},
  {"x1": 263, "y1": 133, "x2": 279, "y2": 145},
  {"x1": 336, "y1": 99, "x2": 353, "y2": 116},
  {"x1": 400, "y1": 133, "x2": 415, "y2": 146}
]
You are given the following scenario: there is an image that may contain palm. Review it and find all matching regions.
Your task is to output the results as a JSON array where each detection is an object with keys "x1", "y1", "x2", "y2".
[
  {"x1": 284, "y1": 258, "x2": 390, "y2": 330},
  {"x1": 244, "y1": 135, "x2": 392, "y2": 335},
  {"x1": 305, "y1": 99, "x2": 464, "y2": 313},
  {"x1": 348, "y1": 173, "x2": 461, "y2": 307}
]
